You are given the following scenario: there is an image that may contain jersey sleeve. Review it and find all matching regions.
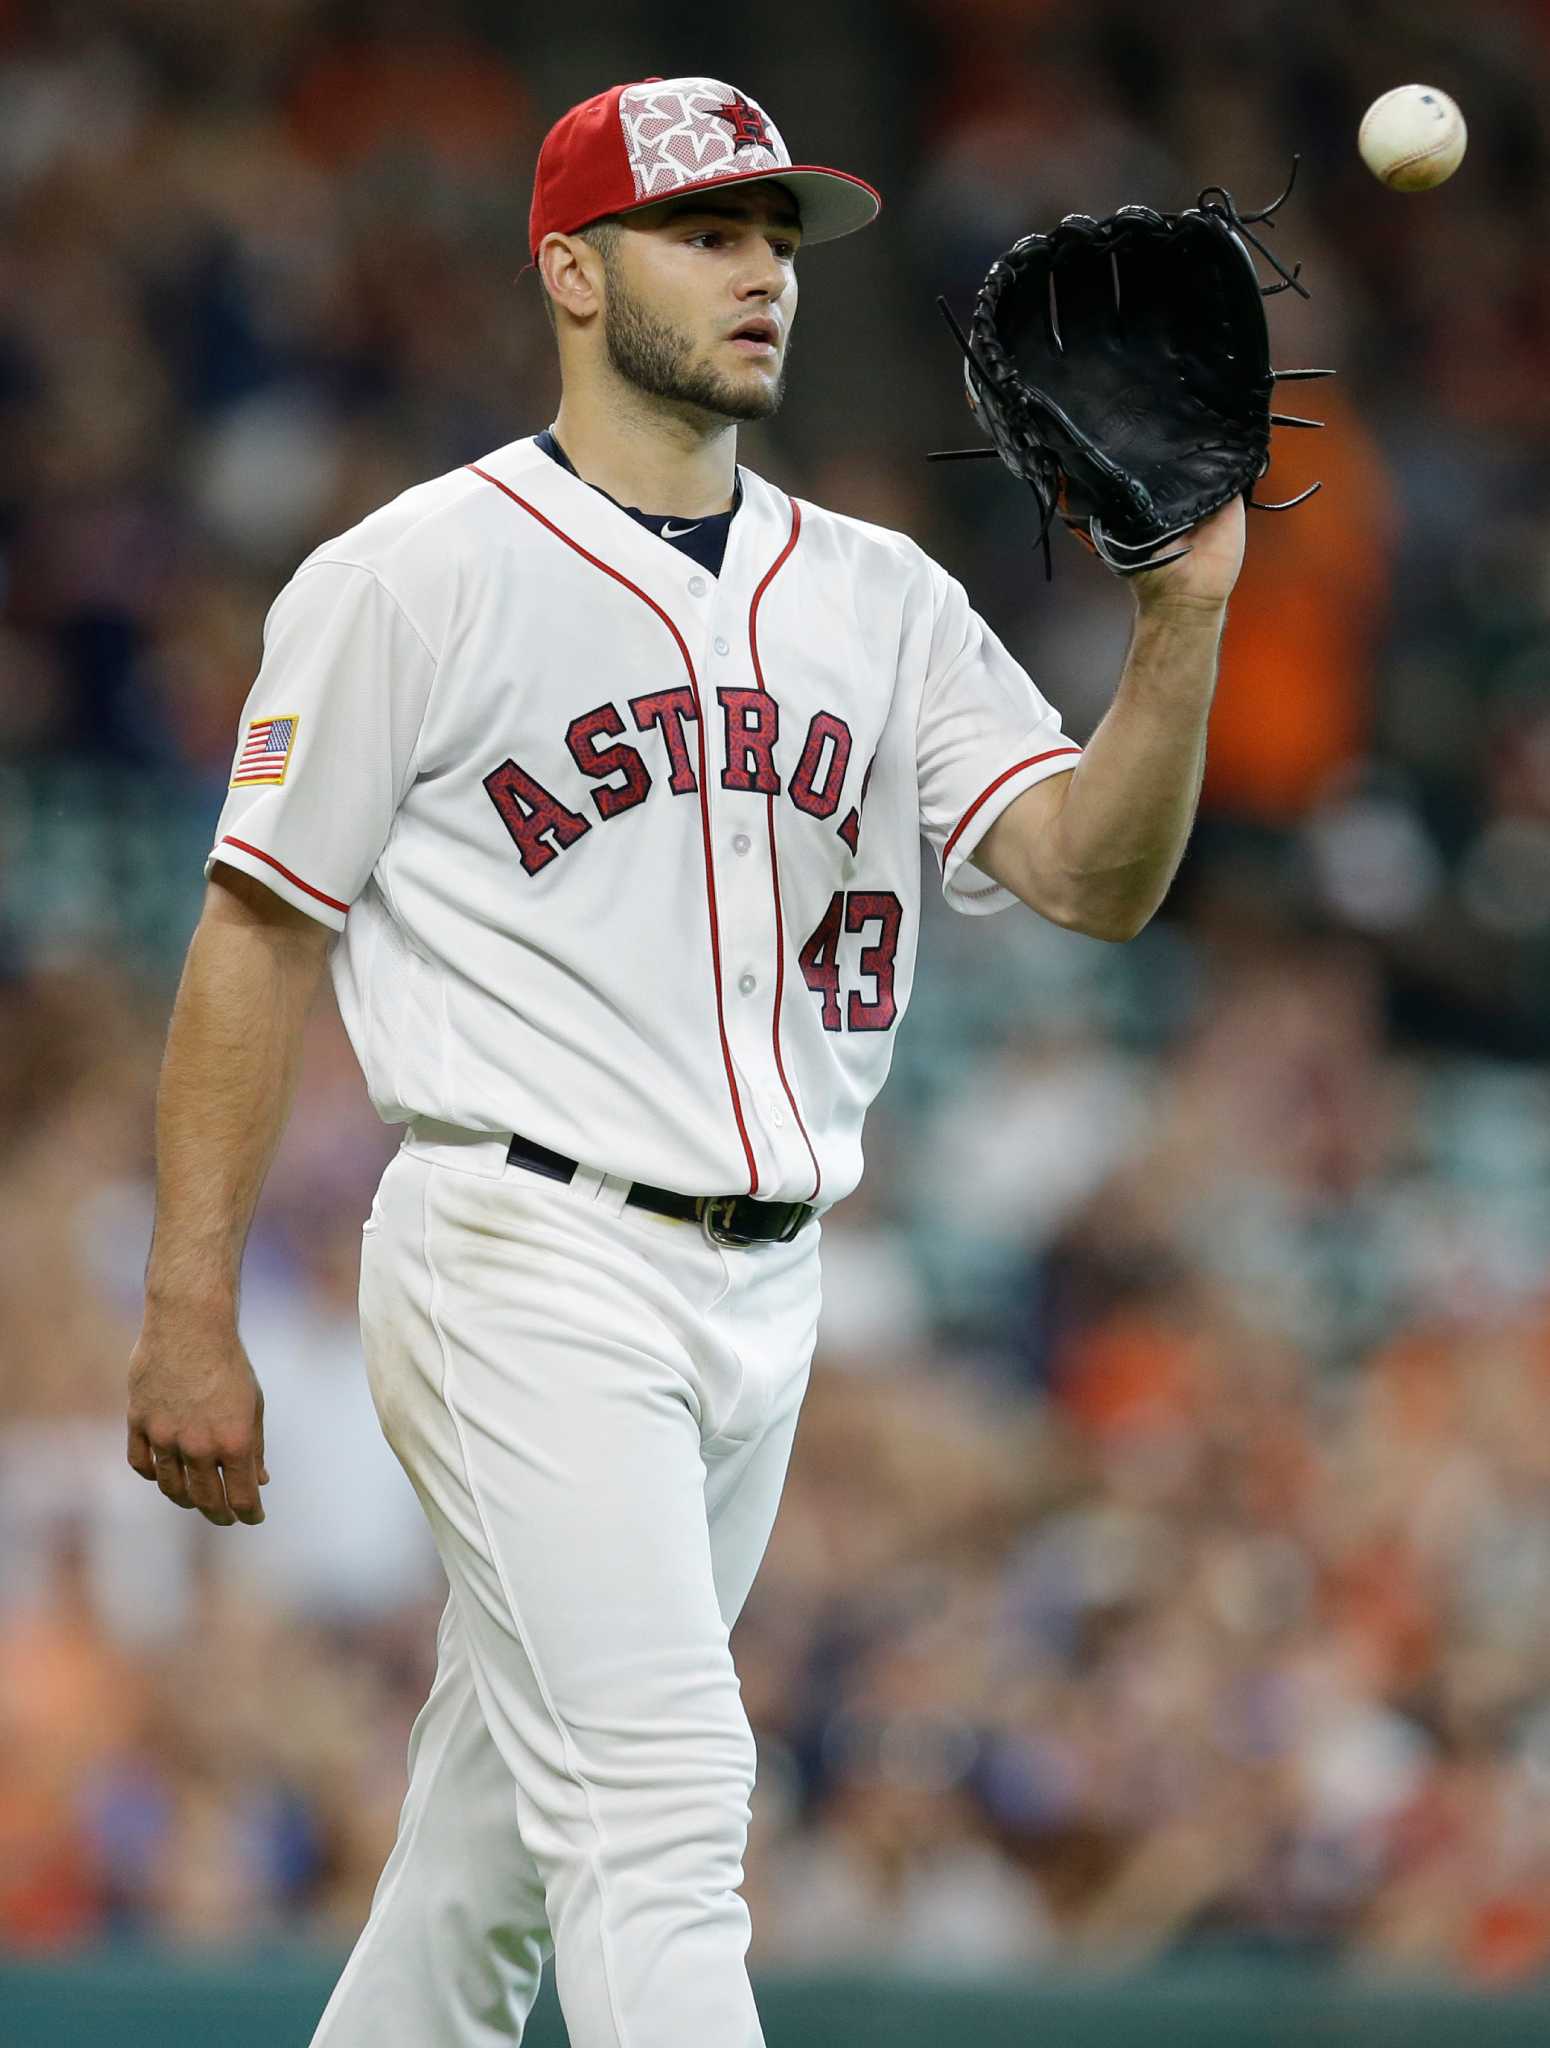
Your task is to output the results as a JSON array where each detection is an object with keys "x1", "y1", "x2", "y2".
[
  {"x1": 205, "y1": 560, "x2": 437, "y2": 930},
  {"x1": 915, "y1": 564, "x2": 1081, "y2": 916}
]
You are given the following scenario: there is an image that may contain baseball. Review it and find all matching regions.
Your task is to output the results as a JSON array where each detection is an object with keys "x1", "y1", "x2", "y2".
[{"x1": 1358, "y1": 84, "x2": 1467, "y2": 190}]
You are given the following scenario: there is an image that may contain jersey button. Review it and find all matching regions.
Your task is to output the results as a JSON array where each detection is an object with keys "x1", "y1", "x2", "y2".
[
  {"x1": 738, "y1": 972, "x2": 757, "y2": 996},
  {"x1": 714, "y1": 635, "x2": 730, "y2": 656},
  {"x1": 688, "y1": 575, "x2": 708, "y2": 598},
  {"x1": 732, "y1": 833, "x2": 751, "y2": 856},
  {"x1": 771, "y1": 1105, "x2": 787, "y2": 1128}
]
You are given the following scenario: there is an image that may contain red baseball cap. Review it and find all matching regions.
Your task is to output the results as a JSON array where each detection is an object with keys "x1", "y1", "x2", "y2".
[{"x1": 528, "y1": 75, "x2": 881, "y2": 265}]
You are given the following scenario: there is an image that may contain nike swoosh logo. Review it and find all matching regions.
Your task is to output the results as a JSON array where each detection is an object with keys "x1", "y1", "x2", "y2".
[{"x1": 661, "y1": 521, "x2": 701, "y2": 540}]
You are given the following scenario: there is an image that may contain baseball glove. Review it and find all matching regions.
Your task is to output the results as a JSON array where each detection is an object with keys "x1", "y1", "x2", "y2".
[{"x1": 930, "y1": 159, "x2": 1333, "y2": 579}]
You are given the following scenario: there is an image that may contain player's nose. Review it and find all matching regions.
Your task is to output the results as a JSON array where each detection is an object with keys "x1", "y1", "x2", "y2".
[{"x1": 735, "y1": 245, "x2": 790, "y2": 303}]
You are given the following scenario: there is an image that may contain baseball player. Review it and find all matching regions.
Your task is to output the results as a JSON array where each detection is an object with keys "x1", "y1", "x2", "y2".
[{"x1": 125, "y1": 74, "x2": 1244, "y2": 2048}]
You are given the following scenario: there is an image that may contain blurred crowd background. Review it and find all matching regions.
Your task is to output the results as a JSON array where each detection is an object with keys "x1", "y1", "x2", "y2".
[{"x1": 6, "y1": 0, "x2": 1550, "y2": 1997}]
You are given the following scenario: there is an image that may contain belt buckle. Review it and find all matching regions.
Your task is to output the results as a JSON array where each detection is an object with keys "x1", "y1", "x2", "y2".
[
  {"x1": 773, "y1": 1202, "x2": 809, "y2": 1244},
  {"x1": 697, "y1": 1196, "x2": 810, "y2": 1248},
  {"x1": 698, "y1": 1196, "x2": 758, "y2": 1249}
]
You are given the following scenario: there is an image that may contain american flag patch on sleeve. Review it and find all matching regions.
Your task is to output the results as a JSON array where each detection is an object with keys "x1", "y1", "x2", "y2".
[{"x1": 231, "y1": 715, "x2": 299, "y2": 787}]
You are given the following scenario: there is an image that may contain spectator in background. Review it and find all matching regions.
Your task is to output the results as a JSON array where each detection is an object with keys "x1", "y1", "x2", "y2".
[{"x1": 1209, "y1": 378, "x2": 1397, "y2": 824}]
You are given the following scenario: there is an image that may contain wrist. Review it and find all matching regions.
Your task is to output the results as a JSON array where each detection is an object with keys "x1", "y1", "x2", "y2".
[
  {"x1": 1131, "y1": 590, "x2": 1230, "y2": 628},
  {"x1": 143, "y1": 1271, "x2": 240, "y2": 1329}
]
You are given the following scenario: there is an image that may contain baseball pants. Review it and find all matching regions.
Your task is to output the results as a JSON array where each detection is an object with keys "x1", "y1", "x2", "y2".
[{"x1": 308, "y1": 1127, "x2": 820, "y2": 2048}]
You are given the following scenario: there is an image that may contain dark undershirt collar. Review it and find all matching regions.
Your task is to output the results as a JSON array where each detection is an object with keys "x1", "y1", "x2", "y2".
[{"x1": 534, "y1": 428, "x2": 740, "y2": 580}]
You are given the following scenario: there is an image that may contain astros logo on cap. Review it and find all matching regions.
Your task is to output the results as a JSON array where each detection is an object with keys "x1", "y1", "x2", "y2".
[{"x1": 711, "y1": 92, "x2": 774, "y2": 154}]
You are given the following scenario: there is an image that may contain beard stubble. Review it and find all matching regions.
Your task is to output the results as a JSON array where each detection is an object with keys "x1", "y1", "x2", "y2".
[{"x1": 602, "y1": 263, "x2": 788, "y2": 424}]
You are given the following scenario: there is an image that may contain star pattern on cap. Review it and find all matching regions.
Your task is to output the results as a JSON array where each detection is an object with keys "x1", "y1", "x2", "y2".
[
  {"x1": 618, "y1": 80, "x2": 787, "y2": 200},
  {"x1": 712, "y1": 92, "x2": 774, "y2": 153}
]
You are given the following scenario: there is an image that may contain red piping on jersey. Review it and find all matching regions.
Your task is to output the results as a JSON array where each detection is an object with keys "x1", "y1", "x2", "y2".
[
  {"x1": 942, "y1": 747, "x2": 1082, "y2": 867},
  {"x1": 219, "y1": 836, "x2": 349, "y2": 914},
  {"x1": 466, "y1": 463, "x2": 761, "y2": 1195},
  {"x1": 747, "y1": 496, "x2": 823, "y2": 1205}
]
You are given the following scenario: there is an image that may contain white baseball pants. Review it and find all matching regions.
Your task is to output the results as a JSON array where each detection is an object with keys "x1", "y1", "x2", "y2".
[{"x1": 309, "y1": 1130, "x2": 820, "y2": 2048}]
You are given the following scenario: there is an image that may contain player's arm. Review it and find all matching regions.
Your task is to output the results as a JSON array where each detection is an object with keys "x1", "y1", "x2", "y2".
[
  {"x1": 126, "y1": 864, "x2": 333, "y2": 1526},
  {"x1": 971, "y1": 500, "x2": 1241, "y2": 941}
]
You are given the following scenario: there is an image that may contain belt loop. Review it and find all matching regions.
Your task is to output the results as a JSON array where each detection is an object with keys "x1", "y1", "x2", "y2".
[{"x1": 570, "y1": 1164, "x2": 630, "y2": 1217}]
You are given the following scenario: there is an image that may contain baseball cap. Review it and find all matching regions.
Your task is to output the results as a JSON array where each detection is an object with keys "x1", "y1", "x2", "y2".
[{"x1": 528, "y1": 75, "x2": 881, "y2": 265}]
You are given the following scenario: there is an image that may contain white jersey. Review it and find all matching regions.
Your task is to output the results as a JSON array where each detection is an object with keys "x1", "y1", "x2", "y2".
[{"x1": 207, "y1": 434, "x2": 1079, "y2": 1207}]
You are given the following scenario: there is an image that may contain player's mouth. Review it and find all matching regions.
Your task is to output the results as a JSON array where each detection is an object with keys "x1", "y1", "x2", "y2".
[{"x1": 727, "y1": 316, "x2": 779, "y2": 356}]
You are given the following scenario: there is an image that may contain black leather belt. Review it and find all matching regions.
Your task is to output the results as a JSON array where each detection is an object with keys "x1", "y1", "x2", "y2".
[{"x1": 505, "y1": 1132, "x2": 814, "y2": 1248}]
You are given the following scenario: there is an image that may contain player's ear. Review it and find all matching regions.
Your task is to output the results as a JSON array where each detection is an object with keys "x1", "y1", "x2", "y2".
[{"x1": 540, "y1": 231, "x2": 606, "y2": 327}]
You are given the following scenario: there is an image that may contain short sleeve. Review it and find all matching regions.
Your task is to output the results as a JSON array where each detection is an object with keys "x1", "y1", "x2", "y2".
[
  {"x1": 206, "y1": 561, "x2": 437, "y2": 929},
  {"x1": 916, "y1": 565, "x2": 1081, "y2": 916}
]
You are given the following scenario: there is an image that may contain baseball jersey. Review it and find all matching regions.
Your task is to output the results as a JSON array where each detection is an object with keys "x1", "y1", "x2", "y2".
[{"x1": 207, "y1": 434, "x2": 1081, "y2": 1207}]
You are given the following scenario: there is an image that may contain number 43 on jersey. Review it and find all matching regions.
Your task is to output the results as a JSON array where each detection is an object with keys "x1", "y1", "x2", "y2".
[{"x1": 798, "y1": 890, "x2": 901, "y2": 1033}]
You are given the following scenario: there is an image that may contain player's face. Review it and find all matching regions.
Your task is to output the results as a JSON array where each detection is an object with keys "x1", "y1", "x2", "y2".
[{"x1": 600, "y1": 187, "x2": 800, "y2": 424}]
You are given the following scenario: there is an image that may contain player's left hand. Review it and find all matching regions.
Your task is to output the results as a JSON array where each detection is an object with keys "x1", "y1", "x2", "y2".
[{"x1": 1130, "y1": 495, "x2": 1245, "y2": 614}]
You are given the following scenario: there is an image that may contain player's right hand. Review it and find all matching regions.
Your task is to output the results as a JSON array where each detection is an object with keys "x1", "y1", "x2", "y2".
[{"x1": 126, "y1": 1319, "x2": 269, "y2": 1527}]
